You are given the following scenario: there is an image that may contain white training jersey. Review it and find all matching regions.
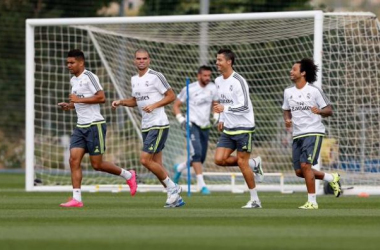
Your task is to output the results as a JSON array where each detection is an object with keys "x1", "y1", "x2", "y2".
[
  {"x1": 215, "y1": 71, "x2": 255, "y2": 134},
  {"x1": 177, "y1": 81, "x2": 218, "y2": 128},
  {"x1": 70, "y1": 69, "x2": 104, "y2": 125},
  {"x1": 131, "y1": 68, "x2": 171, "y2": 131},
  {"x1": 282, "y1": 82, "x2": 330, "y2": 138}
]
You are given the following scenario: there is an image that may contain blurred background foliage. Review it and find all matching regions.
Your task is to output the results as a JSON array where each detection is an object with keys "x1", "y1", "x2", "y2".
[{"x1": 0, "y1": 0, "x2": 378, "y2": 168}]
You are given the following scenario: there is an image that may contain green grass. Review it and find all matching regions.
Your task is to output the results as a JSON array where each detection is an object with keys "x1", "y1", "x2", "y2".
[{"x1": 1, "y1": 173, "x2": 380, "y2": 250}]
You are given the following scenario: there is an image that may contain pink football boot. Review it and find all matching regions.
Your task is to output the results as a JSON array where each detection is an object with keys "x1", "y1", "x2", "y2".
[
  {"x1": 59, "y1": 198, "x2": 83, "y2": 208},
  {"x1": 126, "y1": 170, "x2": 137, "y2": 196}
]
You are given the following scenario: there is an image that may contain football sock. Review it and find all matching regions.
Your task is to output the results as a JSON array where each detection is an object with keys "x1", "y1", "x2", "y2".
[
  {"x1": 249, "y1": 188, "x2": 259, "y2": 202},
  {"x1": 308, "y1": 193, "x2": 317, "y2": 204},
  {"x1": 73, "y1": 188, "x2": 82, "y2": 202},
  {"x1": 248, "y1": 159, "x2": 257, "y2": 169},
  {"x1": 196, "y1": 174, "x2": 206, "y2": 189},
  {"x1": 163, "y1": 177, "x2": 176, "y2": 188},
  {"x1": 120, "y1": 169, "x2": 132, "y2": 180},
  {"x1": 177, "y1": 162, "x2": 187, "y2": 172},
  {"x1": 323, "y1": 173, "x2": 334, "y2": 182}
]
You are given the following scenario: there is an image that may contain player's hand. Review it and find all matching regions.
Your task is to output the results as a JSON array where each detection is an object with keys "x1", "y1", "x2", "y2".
[
  {"x1": 311, "y1": 106, "x2": 320, "y2": 115},
  {"x1": 285, "y1": 119, "x2": 292, "y2": 128},
  {"x1": 58, "y1": 102, "x2": 70, "y2": 111},
  {"x1": 142, "y1": 104, "x2": 155, "y2": 113},
  {"x1": 213, "y1": 103, "x2": 224, "y2": 113},
  {"x1": 217, "y1": 122, "x2": 224, "y2": 132},
  {"x1": 112, "y1": 100, "x2": 121, "y2": 109},
  {"x1": 69, "y1": 94, "x2": 80, "y2": 103}
]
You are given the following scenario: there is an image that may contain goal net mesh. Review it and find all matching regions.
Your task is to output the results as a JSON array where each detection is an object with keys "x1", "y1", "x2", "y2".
[{"x1": 31, "y1": 13, "x2": 380, "y2": 192}]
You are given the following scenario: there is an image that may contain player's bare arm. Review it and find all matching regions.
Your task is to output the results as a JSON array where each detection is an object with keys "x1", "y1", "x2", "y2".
[
  {"x1": 69, "y1": 90, "x2": 106, "y2": 104},
  {"x1": 283, "y1": 110, "x2": 292, "y2": 128},
  {"x1": 112, "y1": 97, "x2": 137, "y2": 109},
  {"x1": 142, "y1": 88, "x2": 176, "y2": 113},
  {"x1": 173, "y1": 98, "x2": 183, "y2": 116},
  {"x1": 173, "y1": 98, "x2": 187, "y2": 128},
  {"x1": 311, "y1": 104, "x2": 333, "y2": 118}
]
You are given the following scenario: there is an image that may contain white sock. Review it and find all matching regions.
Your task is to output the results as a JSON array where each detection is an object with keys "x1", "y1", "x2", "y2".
[
  {"x1": 323, "y1": 173, "x2": 334, "y2": 182},
  {"x1": 177, "y1": 162, "x2": 187, "y2": 172},
  {"x1": 249, "y1": 188, "x2": 259, "y2": 202},
  {"x1": 308, "y1": 193, "x2": 317, "y2": 204},
  {"x1": 248, "y1": 159, "x2": 256, "y2": 169},
  {"x1": 120, "y1": 169, "x2": 132, "y2": 180},
  {"x1": 196, "y1": 174, "x2": 206, "y2": 189},
  {"x1": 162, "y1": 176, "x2": 176, "y2": 188},
  {"x1": 73, "y1": 188, "x2": 82, "y2": 202}
]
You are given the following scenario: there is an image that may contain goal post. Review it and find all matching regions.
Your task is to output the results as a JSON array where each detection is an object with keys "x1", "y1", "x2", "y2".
[{"x1": 25, "y1": 11, "x2": 380, "y2": 195}]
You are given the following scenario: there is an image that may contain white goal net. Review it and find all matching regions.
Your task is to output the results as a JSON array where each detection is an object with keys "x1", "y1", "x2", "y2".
[{"x1": 26, "y1": 11, "x2": 380, "y2": 194}]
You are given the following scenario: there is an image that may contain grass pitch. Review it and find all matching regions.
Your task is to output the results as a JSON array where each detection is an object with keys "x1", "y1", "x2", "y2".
[{"x1": 0, "y1": 173, "x2": 380, "y2": 250}]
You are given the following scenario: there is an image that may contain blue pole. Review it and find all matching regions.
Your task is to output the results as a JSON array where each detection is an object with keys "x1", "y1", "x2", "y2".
[{"x1": 186, "y1": 77, "x2": 191, "y2": 197}]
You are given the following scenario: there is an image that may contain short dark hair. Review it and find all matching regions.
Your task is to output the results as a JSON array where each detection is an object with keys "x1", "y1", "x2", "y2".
[
  {"x1": 135, "y1": 48, "x2": 150, "y2": 58},
  {"x1": 67, "y1": 49, "x2": 85, "y2": 61},
  {"x1": 296, "y1": 58, "x2": 318, "y2": 83},
  {"x1": 217, "y1": 48, "x2": 235, "y2": 66},
  {"x1": 198, "y1": 65, "x2": 212, "y2": 74}
]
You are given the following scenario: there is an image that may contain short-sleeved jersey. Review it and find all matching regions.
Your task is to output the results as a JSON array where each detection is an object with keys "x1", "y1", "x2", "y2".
[
  {"x1": 177, "y1": 81, "x2": 218, "y2": 128},
  {"x1": 131, "y1": 68, "x2": 171, "y2": 131},
  {"x1": 215, "y1": 71, "x2": 255, "y2": 135},
  {"x1": 70, "y1": 69, "x2": 104, "y2": 125},
  {"x1": 282, "y1": 83, "x2": 330, "y2": 138}
]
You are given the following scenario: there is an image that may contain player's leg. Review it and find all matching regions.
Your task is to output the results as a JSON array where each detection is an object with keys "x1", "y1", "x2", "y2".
[
  {"x1": 141, "y1": 128, "x2": 183, "y2": 207},
  {"x1": 60, "y1": 127, "x2": 86, "y2": 207},
  {"x1": 197, "y1": 127, "x2": 210, "y2": 194},
  {"x1": 293, "y1": 140, "x2": 316, "y2": 208},
  {"x1": 69, "y1": 148, "x2": 86, "y2": 190},
  {"x1": 172, "y1": 135, "x2": 194, "y2": 183},
  {"x1": 189, "y1": 125, "x2": 209, "y2": 193},
  {"x1": 173, "y1": 124, "x2": 199, "y2": 184},
  {"x1": 297, "y1": 136, "x2": 323, "y2": 209},
  {"x1": 234, "y1": 133, "x2": 261, "y2": 209},
  {"x1": 237, "y1": 151, "x2": 256, "y2": 189},
  {"x1": 152, "y1": 151, "x2": 170, "y2": 187},
  {"x1": 144, "y1": 151, "x2": 182, "y2": 205},
  {"x1": 249, "y1": 156, "x2": 264, "y2": 183},
  {"x1": 88, "y1": 123, "x2": 137, "y2": 195},
  {"x1": 296, "y1": 137, "x2": 341, "y2": 198},
  {"x1": 310, "y1": 136, "x2": 341, "y2": 197},
  {"x1": 214, "y1": 133, "x2": 237, "y2": 166}
]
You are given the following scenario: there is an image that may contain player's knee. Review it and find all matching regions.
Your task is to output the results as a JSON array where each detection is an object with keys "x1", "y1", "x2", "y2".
[
  {"x1": 91, "y1": 162, "x2": 102, "y2": 171},
  {"x1": 69, "y1": 157, "x2": 80, "y2": 168},
  {"x1": 295, "y1": 169, "x2": 303, "y2": 178},
  {"x1": 237, "y1": 157, "x2": 246, "y2": 167},
  {"x1": 214, "y1": 156, "x2": 225, "y2": 166},
  {"x1": 140, "y1": 156, "x2": 151, "y2": 167}
]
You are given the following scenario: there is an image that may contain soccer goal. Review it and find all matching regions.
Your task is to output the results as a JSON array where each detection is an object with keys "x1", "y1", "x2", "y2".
[{"x1": 26, "y1": 11, "x2": 380, "y2": 195}]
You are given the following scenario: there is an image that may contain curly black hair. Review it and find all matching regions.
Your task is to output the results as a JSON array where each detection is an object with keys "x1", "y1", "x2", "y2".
[{"x1": 296, "y1": 58, "x2": 318, "y2": 83}]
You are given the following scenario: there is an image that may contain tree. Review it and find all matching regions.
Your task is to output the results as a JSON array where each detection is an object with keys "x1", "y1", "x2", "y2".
[
  {"x1": 0, "y1": 0, "x2": 117, "y2": 169},
  {"x1": 139, "y1": 0, "x2": 313, "y2": 16}
]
